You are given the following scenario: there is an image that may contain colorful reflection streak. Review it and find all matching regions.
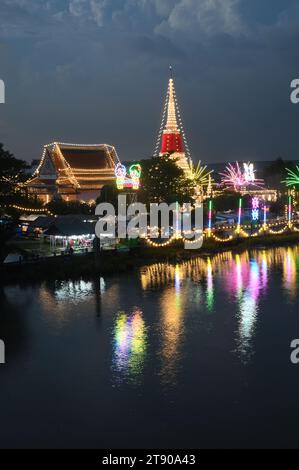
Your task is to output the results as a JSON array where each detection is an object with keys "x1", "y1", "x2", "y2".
[
  {"x1": 218, "y1": 253, "x2": 267, "y2": 360},
  {"x1": 112, "y1": 308, "x2": 147, "y2": 384},
  {"x1": 283, "y1": 247, "x2": 297, "y2": 301},
  {"x1": 160, "y1": 277, "x2": 185, "y2": 386},
  {"x1": 206, "y1": 258, "x2": 214, "y2": 311},
  {"x1": 139, "y1": 246, "x2": 299, "y2": 365},
  {"x1": 140, "y1": 247, "x2": 299, "y2": 294},
  {"x1": 236, "y1": 260, "x2": 261, "y2": 360}
]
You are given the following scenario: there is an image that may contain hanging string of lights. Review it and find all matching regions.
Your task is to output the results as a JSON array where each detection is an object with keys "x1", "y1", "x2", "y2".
[
  {"x1": 172, "y1": 83, "x2": 192, "y2": 165},
  {"x1": 9, "y1": 204, "x2": 54, "y2": 216},
  {"x1": 144, "y1": 220, "x2": 297, "y2": 247},
  {"x1": 153, "y1": 71, "x2": 193, "y2": 169},
  {"x1": 210, "y1": 233, "x2": 234, "y2": 243},
  {"x1": 154, "y1": 85, "x2": 170, "y2": 157}
]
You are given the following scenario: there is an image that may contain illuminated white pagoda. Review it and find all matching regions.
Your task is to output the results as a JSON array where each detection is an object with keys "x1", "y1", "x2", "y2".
[{"x1": 155, "y1": 68, "x2": 192, "y2": 176}]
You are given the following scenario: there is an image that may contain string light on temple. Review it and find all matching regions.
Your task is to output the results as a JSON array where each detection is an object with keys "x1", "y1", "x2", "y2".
[{"x1": 154, "y1": 67, "x2": 193, "y2": 176}]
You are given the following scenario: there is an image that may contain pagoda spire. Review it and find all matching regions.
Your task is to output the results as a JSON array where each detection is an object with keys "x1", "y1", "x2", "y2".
[
  {"x1": 153, "y1": 68, "x2": 192, "y2": 175},
  {"x1": 159, "y1": 70, "x2": 184, "y2": 155},
  {"x1": 165, "y1": 78, "x2": 179, "y2": 132}
]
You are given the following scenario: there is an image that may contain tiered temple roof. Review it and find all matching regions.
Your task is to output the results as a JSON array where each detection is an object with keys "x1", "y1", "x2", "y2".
[{"x1": 26, "y1": 142, "x2": 117, "y2": 202}]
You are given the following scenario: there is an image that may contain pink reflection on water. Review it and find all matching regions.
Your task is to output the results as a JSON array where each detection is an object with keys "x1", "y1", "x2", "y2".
[
  {"x1": 112, "y1": 308, "x2": 147, "y2": 384},
  {"x1": 283, "y1": 247, "x2": 297, "y2": 301}
]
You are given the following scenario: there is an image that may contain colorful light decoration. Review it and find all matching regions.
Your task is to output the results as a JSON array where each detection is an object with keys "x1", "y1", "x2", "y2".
[
  {"x1": 288, "y1": 195, "x2": 293, "y2": 227},
  {"x1": 115, "y1": 163, "x2": 141, "y2": 191},
  {"x1": 208, "y1": 199, "x2": 213, "y2": 236},
  {"x1": 115, "y1": 163, "x2": 126, "y2": 189},
  {"x1": 237, "y1": 197, "x2": 242, "y2": 232},
  {"x1": 263, "y1": 204, "x2": 267, "y2": 227},
  {"x1": 220, "y1": 161, "x2": 264, "y2": 191},
  {"x1": 220, "y1": 162, "x2": 245, "y2": 190},
  {"x1": 243, "y1": 162, "x2": 255, "y2": 183},
  {"x1": 283, "y1": 166, "x2": 299, "y2": 187},
  {"x1": 252, "y1": 197, "x2": 260, "y2": 221},
  {"x1": 190, "y1": 161, "x2": 214, "y2": 188},
  {"x1": 145, "y1": 216, "x2": 299, "y2": 247},
  {"x1": 143, "y1": 188, "x2": 298, "y2": 249}
]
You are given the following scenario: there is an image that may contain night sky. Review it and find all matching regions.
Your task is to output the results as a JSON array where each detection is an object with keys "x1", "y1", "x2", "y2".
[{"x1": 0, "y1": 0, "x2": 299, "y2": 164}]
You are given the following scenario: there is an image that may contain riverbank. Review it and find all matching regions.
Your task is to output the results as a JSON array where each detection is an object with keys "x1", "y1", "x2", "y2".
[{"x1": 2, "y1": 231, "x2": 299, "y2": 285}]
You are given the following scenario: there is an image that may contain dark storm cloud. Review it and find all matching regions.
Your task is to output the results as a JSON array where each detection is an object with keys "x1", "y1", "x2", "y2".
[{"x1": 0, "y1": 0, "x2": 299, "y2": 163}]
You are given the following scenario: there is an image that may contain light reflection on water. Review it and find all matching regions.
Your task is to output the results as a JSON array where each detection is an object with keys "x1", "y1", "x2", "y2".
[
  {"x1": 283, "y1": 247, "x2": 297, "y2": 300},
  {"x1": 235, "y1": 260, "x2": 261, "y2": 361},
  {"x1": 37, "y1": 278, "x2": 106, "y2": 327},
  {"x1": 159, "y1": 274, "x2": 186, "y2": 386},
  {"x1": 112, "y1": 308, "x2": 147, "y2": 384},
  {"x1": 206, "y1": 257, "x2": 214, "y2": 311},
  {"x1": 3, "y1": 245, "x2": 299, "y2": 448},
  {"x1": 27, "y1": 245, "x2": 299, "y2": 384},
  {"x1": 138, "y1": 246, "x2": 299, "y2": 374}
]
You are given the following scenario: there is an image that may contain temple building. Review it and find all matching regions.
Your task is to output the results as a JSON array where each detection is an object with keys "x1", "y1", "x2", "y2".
[
  {"x1": 155, "y1": 71, "x2": 192, "y2": 176},
  {"x1": 26, "y1": 142, "x2": 117, "y2": 204}
]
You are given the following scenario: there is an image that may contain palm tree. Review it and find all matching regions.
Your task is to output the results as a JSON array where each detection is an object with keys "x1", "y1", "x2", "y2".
[
  {"x1": 283, "y1": 166, "x2": 299, "y2": 187},
  {"x1": 190, "y1": 161, "x2": 214, "y2": 198}
]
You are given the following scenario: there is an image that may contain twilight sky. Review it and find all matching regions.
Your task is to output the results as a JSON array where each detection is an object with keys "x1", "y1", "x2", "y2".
[{"x1": 0, "y1": 0, "x2": 299, "y2": 164}]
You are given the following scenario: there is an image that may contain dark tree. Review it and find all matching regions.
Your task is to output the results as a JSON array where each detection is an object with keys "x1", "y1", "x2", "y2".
[
  {"x1": 46, "y1": 200, "x2": 93, "y2": 215},
  {"x1": 96, "y1": 184, "x2": 119, "y2": 207},
  {"x1": 0, "y1": 143, "x2": 28, "y2": 202},
  {"x1": 138, "y1": 154, "x2": 195, "y2": 206},
  {"x1": 263, "y1": 157, "x2": 296, "y2": 189},
  {"x1": 213, "y1": 191, "x2": 244, "y2": 212}
]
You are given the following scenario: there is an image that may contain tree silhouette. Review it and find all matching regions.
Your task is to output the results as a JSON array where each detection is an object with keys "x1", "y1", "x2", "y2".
[
  {"x1": 0, "y1": 143, "x2": 28, "y2": 202},
  {"x1": 138, "y1": 154, "x2": 195, "y2": 206}
]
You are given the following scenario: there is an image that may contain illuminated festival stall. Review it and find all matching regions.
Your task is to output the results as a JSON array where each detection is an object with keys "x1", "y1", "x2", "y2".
[{"x1": 43, "y1": 217, "x2": 96, "y2": 252}]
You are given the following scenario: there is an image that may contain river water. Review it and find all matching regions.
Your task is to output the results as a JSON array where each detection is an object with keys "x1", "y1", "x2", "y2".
[{"x1": 1, "y1": 246, "x2": 299, "y2": 448}]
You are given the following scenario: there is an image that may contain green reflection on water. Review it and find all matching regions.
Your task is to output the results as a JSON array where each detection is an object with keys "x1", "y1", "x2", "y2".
[{"x1": 112, "y1": 308, "x2": 147, "y2": 384}]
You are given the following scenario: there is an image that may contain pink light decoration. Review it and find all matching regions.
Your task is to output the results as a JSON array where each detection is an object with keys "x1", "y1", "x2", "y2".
[
  {"x1": 220, "y1": 162, "x2": 264, "y2": 190},
  {"x1": 220, "y1": 162, "x2": 245, "y2": 190},
  {"x1": 288, "y1": 195, "x2": 292, "y2": 225},
  {"x1": 252, "y1": 197, "x2": 259, "y2": 208},
  {"x1": 252, "y1": 196, "x2": 259, "y2": 221}
]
